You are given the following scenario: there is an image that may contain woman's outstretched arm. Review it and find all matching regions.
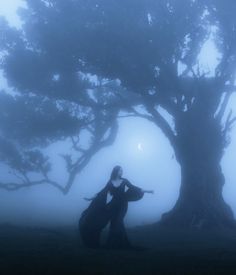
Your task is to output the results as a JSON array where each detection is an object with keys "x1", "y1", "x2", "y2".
[
  {"x1": 125, "y1": 179, "x2": 154, "y2": 194},
  {"x1": 83, "y1": 196, "x2": 96, "y2": 201},
  {"x1": 83, "y1": 180, "x2": 111, "y2": 201},
  {"x1": 141, "y1": 189, "x2": 155, "y2": 194}
]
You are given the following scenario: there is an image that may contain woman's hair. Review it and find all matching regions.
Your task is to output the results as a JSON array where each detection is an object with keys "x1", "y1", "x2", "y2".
[{"x1": 110, "y1": 165, "x2": 122, "y2": 180}]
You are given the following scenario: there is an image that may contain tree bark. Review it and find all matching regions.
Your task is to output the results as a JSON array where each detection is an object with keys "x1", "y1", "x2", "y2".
[
  {"x1": 160, "y1": 113, "x2": 235, "y2": 229},
  {"x1": 161, "y1": 163, "x2": 235, "y2": 229}
]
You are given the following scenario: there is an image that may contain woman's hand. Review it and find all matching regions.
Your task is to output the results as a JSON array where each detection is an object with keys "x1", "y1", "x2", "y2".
[
  {"x1": 142, "y1": 189, "x2": 154, "y2": 194},
  {"x1": 83, "y1": 196, "x2": 95, "y2": 201}
]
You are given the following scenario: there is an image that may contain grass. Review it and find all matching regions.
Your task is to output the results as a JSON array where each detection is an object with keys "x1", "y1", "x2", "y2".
[{"x1": 1, "y1": 223, "x2": 236, "y2": 274}]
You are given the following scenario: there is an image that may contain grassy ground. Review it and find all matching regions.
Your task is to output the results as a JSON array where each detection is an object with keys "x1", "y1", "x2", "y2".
[{"x1": 1, "y1": 224, "x2": 236, "y2": 274}]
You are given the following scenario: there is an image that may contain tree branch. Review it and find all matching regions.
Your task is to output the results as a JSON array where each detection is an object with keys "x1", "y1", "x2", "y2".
[
  {"x1": 0, "y1": 177, "x2": 65, "y2": 192},
  {"x1": 216, "y1": 91, "x2": 234, "y2": 121},
  {"x1": 222, "y1": 109, "x2": 236, "y2": 135},
  {"x1": 144, "y1": 106, "x2": 177, "y2": 152},
  {"x1": 62, "y1": 120, "x2": 119, "y2": 194}
]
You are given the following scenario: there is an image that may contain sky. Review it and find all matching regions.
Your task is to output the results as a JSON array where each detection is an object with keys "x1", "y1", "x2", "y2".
[{"x1": 0, "y1": 1, "x2": 236, "y2": 228}]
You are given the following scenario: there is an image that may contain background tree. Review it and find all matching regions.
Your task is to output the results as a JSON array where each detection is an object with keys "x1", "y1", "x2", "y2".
[
  {"x1": 1, "y1": 0, "x2": 236, "y2": 227},
  {"x1": 0, "y1": 12, "x2": 124, "y2": 193},
  {"x1": 0, "y1": 82, "x2": 122, "y2": 193}
]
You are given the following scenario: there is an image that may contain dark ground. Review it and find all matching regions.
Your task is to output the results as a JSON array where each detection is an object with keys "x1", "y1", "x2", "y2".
[{"x1": 1, "y1": 223, "x2": 236, "y2": 274}]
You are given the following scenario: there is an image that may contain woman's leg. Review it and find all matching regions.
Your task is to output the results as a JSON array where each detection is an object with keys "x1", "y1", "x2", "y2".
[{"x1": 106, "y1": 213, "x2": 132, "y2": 249}]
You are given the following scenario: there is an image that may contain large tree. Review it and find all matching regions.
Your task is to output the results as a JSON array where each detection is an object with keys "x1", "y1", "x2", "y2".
[
  {"x1": 0, "y1": 89, "x2": 120, "y2": 193},
  {"x1": 1, "y1": 0, "x2": 236, "y2": 228},
  {"x1": 0, "y1": 14, "x2": 125, "y2": 193}
]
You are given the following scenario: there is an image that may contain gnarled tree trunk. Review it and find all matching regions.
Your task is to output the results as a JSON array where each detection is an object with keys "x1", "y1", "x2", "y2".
[{"x1": 161, "y1": 111, "x2": 235, "y2": 229}]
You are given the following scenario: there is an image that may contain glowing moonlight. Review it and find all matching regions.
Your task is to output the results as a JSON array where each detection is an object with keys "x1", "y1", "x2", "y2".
[{"x1": 138, "y1": 143, "x2": 143, "y2": 151}]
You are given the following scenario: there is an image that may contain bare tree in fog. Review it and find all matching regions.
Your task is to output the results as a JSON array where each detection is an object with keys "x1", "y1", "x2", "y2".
[{"x1": 1, "y1": 0, "x2": 236, "y2": 227}]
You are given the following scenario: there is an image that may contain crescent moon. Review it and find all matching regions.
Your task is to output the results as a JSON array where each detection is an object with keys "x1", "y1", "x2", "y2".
[{"x1": 138, "y1": 143, "x2": 143, "y2": 151}]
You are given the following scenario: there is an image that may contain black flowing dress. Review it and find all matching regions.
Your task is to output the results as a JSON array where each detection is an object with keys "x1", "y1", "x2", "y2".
[{"x1": 79, "y1": 178, "x2": 144, "y2": 249}]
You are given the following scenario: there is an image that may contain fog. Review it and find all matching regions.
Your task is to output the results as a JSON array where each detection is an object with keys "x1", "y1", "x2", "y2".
[{"x1": 0, "y1": 0, "x2": 236, "y2": 230}]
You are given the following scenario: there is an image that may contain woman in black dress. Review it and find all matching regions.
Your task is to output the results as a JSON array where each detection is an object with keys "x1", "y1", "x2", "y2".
[{"x1": 79, "y1": 165, "x2": 154, "y2": 249}]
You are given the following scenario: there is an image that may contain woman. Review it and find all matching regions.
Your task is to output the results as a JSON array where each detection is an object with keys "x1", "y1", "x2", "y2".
[{"x1": 79, "y1": 165, "x2": 154, "y2": 249}]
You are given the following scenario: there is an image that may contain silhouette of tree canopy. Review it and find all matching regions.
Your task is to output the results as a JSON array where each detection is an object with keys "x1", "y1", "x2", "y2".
[
  {"x1": 1, "y1": 0, "x2": 236, "y2": 226},
  {"x1": 0, "y1": 85, "x2": 123, "y2": 192}
]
